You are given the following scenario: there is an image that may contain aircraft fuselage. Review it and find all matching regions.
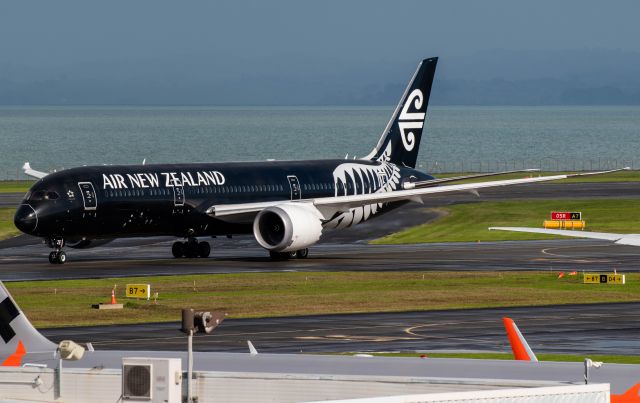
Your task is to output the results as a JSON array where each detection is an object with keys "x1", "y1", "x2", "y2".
[{"x1": 15, "y1": 159, "x2": 432, "y2": 241}]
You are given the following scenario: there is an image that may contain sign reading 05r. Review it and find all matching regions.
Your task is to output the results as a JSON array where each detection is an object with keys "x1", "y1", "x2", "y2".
[
  {"x1": 550, "y1": 211, "x2": 581, "y2": 220},
  {"x1": 126, "y1": 284, "x2": 151, "y2": 300}
]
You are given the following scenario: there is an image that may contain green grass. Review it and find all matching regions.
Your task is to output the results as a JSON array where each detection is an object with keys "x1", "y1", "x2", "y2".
[
  {"x1": 374, "y1": 199, "x2": 640, "y2": 244},
  {"x1": 433, "y1": 170, "x2": 640, "y2": 184},
  {"x1": 337, "y1": 352, "x2": 640, "y2": 364},
  {"x1": 0, "y1": 208, "x2": 18, "y2": 240},
  {"x1": 0, "y1": 181, "x2": 33, "y2": 193},
  {"x1": 6, "y1": 271, "x2": 640, "y2": 328}
]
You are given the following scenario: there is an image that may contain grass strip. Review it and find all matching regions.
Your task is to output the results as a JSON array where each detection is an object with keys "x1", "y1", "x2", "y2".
[
  {"x1": 0, "y1": 181, "x2": 34, "y2": 194},
  {"x1": 373, "y1": 199, "x2": 640, "y2": 244},
  {"x1": 0, "y1": 208, "x2": 18, "y2": 240},
  {"x1": 6, "y1": 271, "x2": 640, "y2": 328}
]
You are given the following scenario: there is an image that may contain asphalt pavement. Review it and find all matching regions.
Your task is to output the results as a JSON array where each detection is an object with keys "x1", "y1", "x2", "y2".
[{"x1": 40, "y1": 302, "x2": 640, "y2": 356}]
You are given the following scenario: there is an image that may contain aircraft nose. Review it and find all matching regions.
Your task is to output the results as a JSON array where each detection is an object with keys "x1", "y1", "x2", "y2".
[{"x1": 14, "y1": 204, "x2": 38, "y2": 234}]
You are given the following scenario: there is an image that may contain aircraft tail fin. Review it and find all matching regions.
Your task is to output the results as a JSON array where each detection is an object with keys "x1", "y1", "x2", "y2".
[
  {"x1": 503, "y1": 317, "x2": 538, "y2": 362},
  {"x1": 0, "y1": 282, "x2": 56, "y2": 366},
  {"x1": 364, "y1": 57, "x2": 438, "y2": 168}
]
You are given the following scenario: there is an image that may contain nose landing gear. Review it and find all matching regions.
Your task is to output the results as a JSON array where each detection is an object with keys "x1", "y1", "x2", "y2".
[
  {"x1": 172, "y1": 238, "x2": 211, "y2": 258},
  {"x1": 47, "y1": 238, "x2": 66, "y2": 264}
]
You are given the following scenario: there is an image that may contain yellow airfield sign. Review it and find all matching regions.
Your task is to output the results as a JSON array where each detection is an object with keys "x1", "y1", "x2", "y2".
[
  {"x1": 583, "y1": 273, "x2": 625, "y2": 285},
  {"x1": 126, "y1": 284, "x2": 151, "y2": 299}
]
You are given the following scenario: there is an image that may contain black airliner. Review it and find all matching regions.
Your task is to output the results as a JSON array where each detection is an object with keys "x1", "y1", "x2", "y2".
[{"x1": 14, "y1": 58, "x2": 620, "y2": 264}]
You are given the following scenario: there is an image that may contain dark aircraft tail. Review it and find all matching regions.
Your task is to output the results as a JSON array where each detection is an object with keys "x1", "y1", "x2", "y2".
[{"x1": 365, "y1": 57, "x2": 438, "y2": 168}]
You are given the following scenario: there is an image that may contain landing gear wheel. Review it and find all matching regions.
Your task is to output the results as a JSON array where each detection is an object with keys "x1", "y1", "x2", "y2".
[
  {"x1": 296, "y1": 248, "x2": 309, "y2": 259},
  {"x1": 57, "y1": 251, "x2": 66, "y2": 264},
  {"x1": 47, "y1": 237, "x2": 66, "y2": 264},
  {"x1": 172, "y1": 242, "x2": 184, "y2": 258},
  {"x1": 198, "y1": 241, "x2": 211, "y2": 258},
  {"x1": 48, "y1": 251, "x2": 66, "y2": 264}
]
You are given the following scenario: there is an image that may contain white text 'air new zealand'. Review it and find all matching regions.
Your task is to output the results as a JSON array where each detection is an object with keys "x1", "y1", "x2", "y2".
[{"x1": 14, "y1": 58, "x2": 622, "y2": 263}]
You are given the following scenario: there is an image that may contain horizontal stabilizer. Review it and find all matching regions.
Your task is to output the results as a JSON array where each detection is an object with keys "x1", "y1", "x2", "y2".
[{"x1": 22, "y1": 162, "x2": 48, "y2": 179}]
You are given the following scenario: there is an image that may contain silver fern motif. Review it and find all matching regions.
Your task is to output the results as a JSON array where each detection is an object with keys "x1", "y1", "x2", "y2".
[{"x1": 323, "y1": 160, "x2": 401, "y2": 229}]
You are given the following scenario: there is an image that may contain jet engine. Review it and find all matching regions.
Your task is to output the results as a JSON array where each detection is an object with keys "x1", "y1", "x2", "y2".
[{"x1": 253, "y1": 204, "x2": 323, "y2": 252}]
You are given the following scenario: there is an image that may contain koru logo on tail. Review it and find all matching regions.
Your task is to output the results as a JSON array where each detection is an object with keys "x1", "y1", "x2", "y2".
[{"x1": 398, "y1": 89, "x2": 425, "y2": 151}]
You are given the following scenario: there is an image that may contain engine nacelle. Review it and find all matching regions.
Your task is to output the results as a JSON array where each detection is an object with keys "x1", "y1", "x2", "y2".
[{"x1": 253, "y1": 204, "x2": 323, "y2": 252}]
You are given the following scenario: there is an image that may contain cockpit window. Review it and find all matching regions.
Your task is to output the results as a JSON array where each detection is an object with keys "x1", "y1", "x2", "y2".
[{"x1": 29, "y1": 190, "x2": 60, "y2": 201}]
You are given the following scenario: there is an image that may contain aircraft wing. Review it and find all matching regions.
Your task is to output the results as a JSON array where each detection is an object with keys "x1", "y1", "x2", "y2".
[
  {"x1": 489, "y1": 227, "x2": 640, "y2": 246},
  {"x1": 410, "y1": 169, "x2": 540, "y2": 188},
  {"x1": 208, "y1": 168, "x2": 626, "y2": 221},
  {"x1": 22, "y1": 162, "x2": 48, "y2": 179}
]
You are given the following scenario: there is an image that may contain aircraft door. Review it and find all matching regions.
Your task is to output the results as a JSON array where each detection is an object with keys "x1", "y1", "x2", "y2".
[
  {"x1": 77, "y1": 182, "x2": 97, "y2": 211},
  {"x1": 173, "y1": 185, "x2": 185, "y2": 207},
  {"x1": 287, "y1": 175, "x2": 301, "y2": 200}
]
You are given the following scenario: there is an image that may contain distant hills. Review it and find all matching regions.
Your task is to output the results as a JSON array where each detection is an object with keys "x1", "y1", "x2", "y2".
[{"x1": 1, "y1": 49, "x2": 640, "y2": 106}]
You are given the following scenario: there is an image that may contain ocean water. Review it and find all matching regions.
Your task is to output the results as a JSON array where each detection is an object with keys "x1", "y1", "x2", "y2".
[{"x1": 0, "y1": 106, "x2": 638, "y2": 179}]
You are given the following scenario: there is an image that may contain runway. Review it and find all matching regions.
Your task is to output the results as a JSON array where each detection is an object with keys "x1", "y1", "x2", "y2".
[
  {"x1": 40, "y1": 302, "x2": 640, "y2": 356},
  {"x1": 2, "y1": 237, "x2": 640, "y2": 281},
  {"x1": 2, "y1": 181, "x2": 640, "y2": 281}
]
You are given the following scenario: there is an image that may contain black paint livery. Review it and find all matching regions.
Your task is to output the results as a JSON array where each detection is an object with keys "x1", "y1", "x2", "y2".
[{"x1": 15, "y1": 58, "x2": 444, "y2": 263}]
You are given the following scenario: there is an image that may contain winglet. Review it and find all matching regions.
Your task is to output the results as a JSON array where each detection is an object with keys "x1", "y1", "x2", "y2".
[
  {"x1": 247, "y1": 340, "x2": 258, "y2": 356},
  {"x1": 612, "y1": 383, "x2": 640, "y2": 402},
  {"x1": 503, "y1": 317, "x2": 538, "y2": 362}
]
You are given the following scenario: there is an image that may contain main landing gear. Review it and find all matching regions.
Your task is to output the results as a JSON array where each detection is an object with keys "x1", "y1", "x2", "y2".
[
  {"x1": 269, "y1": 248, "x2": 309, "y2": 261},
  {"x1": 47, "y1": 237, "x2": 66, "y2": 264},
  {"x1": 172, "y1": 239, "x2": 211, "y2": 258}
]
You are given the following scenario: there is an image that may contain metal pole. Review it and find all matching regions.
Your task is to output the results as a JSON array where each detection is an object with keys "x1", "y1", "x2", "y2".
[
  {"x1": 188, "y1": 330, "x2": 193, "y2": 403},
  {"x1": 55, "y1": 358, "x2": 62, "y2": 399},
  {"x1": 584, "y1": 358, "x2": 589, "y2": 384}
]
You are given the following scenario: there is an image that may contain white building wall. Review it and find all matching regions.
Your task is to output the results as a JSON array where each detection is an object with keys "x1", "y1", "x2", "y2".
[
  {"x1": 304, "y1": 383, "x2": 610, "y2": 403},
  {"x1": 0, "y1": 367, "x2": 610, "y2": 403}
]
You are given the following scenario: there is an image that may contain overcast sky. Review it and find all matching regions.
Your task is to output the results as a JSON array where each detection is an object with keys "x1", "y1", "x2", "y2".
[{"x1": 2, "y1": 1, "x2": 639, "y2": 105}]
